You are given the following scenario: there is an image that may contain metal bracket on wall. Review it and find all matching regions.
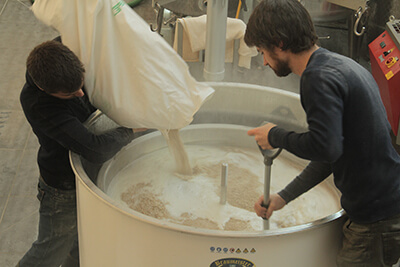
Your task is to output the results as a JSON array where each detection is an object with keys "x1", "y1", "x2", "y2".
[{"x1": 354, "y1": 4, "x2": 369, "y2": 36}]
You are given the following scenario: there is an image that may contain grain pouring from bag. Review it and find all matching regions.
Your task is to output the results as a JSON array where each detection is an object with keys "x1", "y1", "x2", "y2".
[{"x1": 160, "y1": 129, "x2": 193, "y2": 176}]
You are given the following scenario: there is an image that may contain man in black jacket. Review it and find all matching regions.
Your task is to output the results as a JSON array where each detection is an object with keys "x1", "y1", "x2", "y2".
[
  {"x1": 17, "y1": 39, "x2": 143, "y2": 267},
  {"x1": 245, "y1": 0, "x2": 400, "y2": 266}
]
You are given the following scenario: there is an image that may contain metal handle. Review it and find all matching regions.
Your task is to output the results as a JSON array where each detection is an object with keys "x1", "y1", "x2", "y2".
[
  {"x1": 263, "y1": 163, "x2": 272, "y2": 229},
  {"x1": 258, "y1": 145, "x2": 282, "y2": 165},
  {"x1": 150, "y1": 3, "x2": 164, "y2": 34},
  {"x1": 258, "y1": 145, "x2": 282, "y2": 230},
  {"x1": 354, "y1": 6, "x2": 368, "y2": 37}
]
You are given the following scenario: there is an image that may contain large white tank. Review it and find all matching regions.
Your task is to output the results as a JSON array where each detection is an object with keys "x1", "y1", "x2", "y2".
[{"x1": 71, "y1": 82, "x2": 346, "y2": 267}]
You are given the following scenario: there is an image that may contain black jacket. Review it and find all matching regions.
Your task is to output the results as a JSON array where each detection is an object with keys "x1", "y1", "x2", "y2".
[
  {"x1": 271, "y1": 48, "x2": 400, "y2": 223},
  {"x1": 20, "y1": 72, "x2": 135, "y2": 190}
]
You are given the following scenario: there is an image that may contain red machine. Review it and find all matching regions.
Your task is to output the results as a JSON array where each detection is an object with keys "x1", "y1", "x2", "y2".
[{"x1": 369, "y1": 19, "x2": 400, "y2": 139}]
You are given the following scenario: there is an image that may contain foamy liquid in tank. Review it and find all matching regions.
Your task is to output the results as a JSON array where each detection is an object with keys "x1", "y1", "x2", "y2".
[{"x1": 106, "y1": 130, "x2": 341, "y2": 231}]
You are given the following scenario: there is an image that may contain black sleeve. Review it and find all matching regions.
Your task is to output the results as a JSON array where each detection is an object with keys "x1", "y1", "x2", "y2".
[
  {"x1": 269, "y1": 69, "x2": 346, "y2": 162},
  {"x1": 278, "y1": 161, "x2": 332, "y2": 203},
  {"x1": 35, "y1": 101, "x2": 135, "y2": 163}
]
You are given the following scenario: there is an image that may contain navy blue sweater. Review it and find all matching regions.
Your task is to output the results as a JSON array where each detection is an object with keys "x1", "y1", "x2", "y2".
[
  {"x1": 20, "y1": 72, "x2": 135, "y2": 190},
  {"x1": 270, "y1": 48, "x2": 400, "y2": 223}
]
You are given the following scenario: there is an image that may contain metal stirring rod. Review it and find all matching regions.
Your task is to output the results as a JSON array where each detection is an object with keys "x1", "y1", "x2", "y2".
[
  {"x1": 259, "y1": 147, "x2": 282, "y2": 230},
  {"x1": 220, "y1": 163, "x2": 228, "y2": 205}
]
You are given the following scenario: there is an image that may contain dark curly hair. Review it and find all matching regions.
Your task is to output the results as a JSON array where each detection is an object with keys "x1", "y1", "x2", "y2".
[
  {"x1": 27, "y1": 40, "x2": 85, "y2": 94},
  {"x1": 244, "y1": 0, "x2": 318, "y2": 54}
]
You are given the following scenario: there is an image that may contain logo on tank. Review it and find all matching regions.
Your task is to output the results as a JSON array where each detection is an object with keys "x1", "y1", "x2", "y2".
[{"x1": 210, "y1": 258, "x2": 255, "y2": 267}]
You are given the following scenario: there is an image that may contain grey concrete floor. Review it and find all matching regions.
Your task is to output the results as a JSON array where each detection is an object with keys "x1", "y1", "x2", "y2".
[
  {"x1": 0, "y1": 0, "x2": 58, "y2": 266},
  {"x1": 0, "y1": 0, "x2": 389, "y2": 266}
]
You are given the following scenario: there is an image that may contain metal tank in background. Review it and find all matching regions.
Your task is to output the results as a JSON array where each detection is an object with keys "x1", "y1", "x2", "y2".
[
  {"x1": 149, "y1": 0, "x2": 357, "y2": 51},
  {"x1": 149, "y1": 0, "x2": 400, "y2": 63},
  {"x1": 150, "y1": 0, "x2": 354, "y2": 27},
  {"x1": 145, "y1": 0, "x2": 372, "y2": 90}
]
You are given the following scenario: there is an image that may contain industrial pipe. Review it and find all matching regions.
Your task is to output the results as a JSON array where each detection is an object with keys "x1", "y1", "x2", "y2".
[{"x1": 203, "y1": 0, "x2": 228, "y2": 81}]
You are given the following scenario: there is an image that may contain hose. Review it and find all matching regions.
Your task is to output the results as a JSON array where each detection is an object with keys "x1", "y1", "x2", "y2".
[{"x1": 235, "y1": 0, "x2": 242, "y2": 19}]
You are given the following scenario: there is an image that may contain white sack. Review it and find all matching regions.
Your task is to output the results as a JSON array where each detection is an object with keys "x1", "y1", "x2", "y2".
[{"x1": 31, "y1": 0, "x2": 214, "y2": 130}]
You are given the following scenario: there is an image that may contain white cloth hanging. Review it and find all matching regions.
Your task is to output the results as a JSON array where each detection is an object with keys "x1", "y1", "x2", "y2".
[{"x1": 173, "y1": 15, "x2": 258, "y2": 69}]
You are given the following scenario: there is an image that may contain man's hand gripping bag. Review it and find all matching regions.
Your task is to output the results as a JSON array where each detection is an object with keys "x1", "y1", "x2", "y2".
[{"x1": 31, "y1": 0, "x2": 214, "y2": 130}]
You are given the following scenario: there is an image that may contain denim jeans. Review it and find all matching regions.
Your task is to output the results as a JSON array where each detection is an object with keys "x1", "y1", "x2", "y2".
[
  {"x1": 337, "y1": 214, "x2": 400, "y2": 267},
  {"x1": 18, "y1": 177, "x2": 79, "y2": 267}
]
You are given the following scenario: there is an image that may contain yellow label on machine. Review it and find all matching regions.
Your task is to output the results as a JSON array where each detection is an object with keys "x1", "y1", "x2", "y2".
[{"x1": 386, "y1": 71, "x2": 394, "y2": 80}]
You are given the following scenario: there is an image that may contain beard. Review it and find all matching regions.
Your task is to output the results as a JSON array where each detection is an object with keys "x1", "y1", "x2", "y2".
[
  {"x1": 272, "y1": 58, "x2": 291, "y2": 77},
  {"x1": 268, "y1": 51, "x2": 292, "y2": 77}
]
